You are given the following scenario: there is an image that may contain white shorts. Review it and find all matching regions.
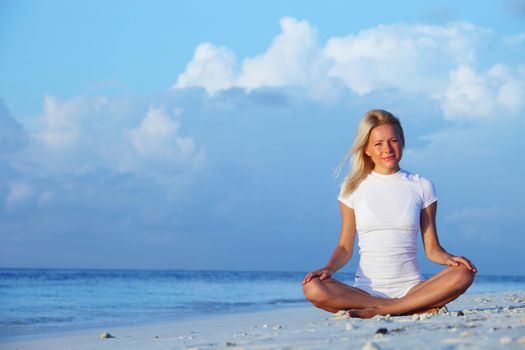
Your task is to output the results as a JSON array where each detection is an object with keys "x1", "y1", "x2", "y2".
[{"x1": 353, "y1": 275, "x2": 425, "y2": 299}]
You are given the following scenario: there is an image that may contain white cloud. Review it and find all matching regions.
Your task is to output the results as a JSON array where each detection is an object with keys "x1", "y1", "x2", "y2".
[
  {"x1": 173, "y1": 17, "x2": 525, "y2": 120},
  {"x1": 174, "y1": 17, "x2": 321, "y2": 93},
  {"x1": 173, "y1": 42, "x2": 237, "y2": 94},
  {"x1": 442, "y1": 64, "x2": 525, "y2": 119},
  {"x1": 123, "y1": 106, "x2": 205, "y2": 176},
  {"x1": 32, "y1": 95, "x2": 87, "y2": 149},
  {"x1": 129, "y1": 107, "x2": 180, "y2": 156},
  {"x1": 323, "y1": 21, "x2": 482, "y2": 95},
  {"x1": 13, "y1": 97, "x2": 205, "y2": 181},
  {"x1": 237, "y1": 17, "x2": 320, "y2": 89}
]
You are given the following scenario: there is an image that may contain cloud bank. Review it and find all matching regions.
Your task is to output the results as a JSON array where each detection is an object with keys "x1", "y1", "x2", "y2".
[
  {"x1": 175, "y1": 17, "x2": 525, "y2": 120},
  {"x1": 1, "y1": 18, "x2": 524, "y2": 274}
]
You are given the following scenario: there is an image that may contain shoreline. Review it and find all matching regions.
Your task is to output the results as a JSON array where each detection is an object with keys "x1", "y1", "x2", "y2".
[
  {"x1": 2, "y1": 290, "x2": 524, "y2": 350},
  {"x1": 0, "y1": 303, "x2": 310, "y2": 342}
]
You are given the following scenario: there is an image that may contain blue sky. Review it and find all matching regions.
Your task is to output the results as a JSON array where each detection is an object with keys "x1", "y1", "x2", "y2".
[{"x1": 1, "y1": 0, "x2": 524, "y2": 275}]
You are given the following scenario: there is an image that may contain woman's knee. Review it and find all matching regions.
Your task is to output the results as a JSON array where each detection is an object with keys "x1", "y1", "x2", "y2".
[
  {"x1": 302, "y1": 278, "x2": 330, "y2": 304},
  {"x1": 450, "y1": 264, "x2": 475, "y2": 291}
]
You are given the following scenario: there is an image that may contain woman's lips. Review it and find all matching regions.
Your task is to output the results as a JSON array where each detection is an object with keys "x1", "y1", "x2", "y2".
[{"x1": 383, "y1": 156, "x2": 395, "y2": 160}]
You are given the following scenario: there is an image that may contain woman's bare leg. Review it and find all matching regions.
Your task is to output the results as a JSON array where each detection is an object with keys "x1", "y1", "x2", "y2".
[
  {"x1": 348, "y1": 265, "x2": 475, "y2": 318},
  {"x1": 302, "y1": 277, "x2": 399, "y2": 313}
]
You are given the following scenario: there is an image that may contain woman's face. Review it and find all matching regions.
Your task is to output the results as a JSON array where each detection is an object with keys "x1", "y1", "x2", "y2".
[{"x1": 365, "y1": 124, "x2": 403, "y2": 174}]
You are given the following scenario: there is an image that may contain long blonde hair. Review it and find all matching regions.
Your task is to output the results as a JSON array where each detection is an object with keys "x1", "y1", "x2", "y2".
[{"x1": 335, "y1": 109, "x2": 405, "y2": 197}]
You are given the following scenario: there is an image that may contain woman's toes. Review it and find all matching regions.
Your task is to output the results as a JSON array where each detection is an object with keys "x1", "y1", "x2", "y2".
[{"x1": 347, "y1": 308, "x2": 377, "y2": 319}]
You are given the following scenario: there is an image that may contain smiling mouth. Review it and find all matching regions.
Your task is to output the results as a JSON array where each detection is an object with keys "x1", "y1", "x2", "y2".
[{"x1": 383, "y1": 156, "x2": 395, "y2": 160}]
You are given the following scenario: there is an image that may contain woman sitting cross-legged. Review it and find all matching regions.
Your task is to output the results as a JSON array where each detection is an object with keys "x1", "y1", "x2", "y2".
[{"x1": 302, "y1": 109, "x2": 476, "y2": 318}]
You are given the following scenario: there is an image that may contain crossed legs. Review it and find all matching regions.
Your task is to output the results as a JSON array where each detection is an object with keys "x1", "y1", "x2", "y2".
[
  {"x1": 302, "y1": 277, "x2": 400, "y2": 313},
  {"x1": 303, "y1": 265, "x2": 475, "y2": 318}
]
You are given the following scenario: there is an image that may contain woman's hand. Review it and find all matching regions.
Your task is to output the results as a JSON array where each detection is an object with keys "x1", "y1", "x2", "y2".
[
  {"x1": 445, "y1": 255, "x2": 477, "y2": 273},
  {"x1": 302, "y1": 267, "x2": 334, "y2": 285}
]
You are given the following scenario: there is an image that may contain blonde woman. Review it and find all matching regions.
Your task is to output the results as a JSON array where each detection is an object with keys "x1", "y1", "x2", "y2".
[{"x1": 302, "y1": 109, "x2": 476, "y2": 318}]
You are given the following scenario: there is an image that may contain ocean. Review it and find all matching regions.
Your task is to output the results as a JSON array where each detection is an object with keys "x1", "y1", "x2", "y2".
[{"x1": 1, "y1": 268, "x2": 524, "y2": 339}]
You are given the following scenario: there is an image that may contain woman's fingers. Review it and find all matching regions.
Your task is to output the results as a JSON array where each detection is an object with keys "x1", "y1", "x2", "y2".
[
  {"x1": 453, "y1": 256, "x2": 472, "y2": 269},
  {"x1": 447, "y1": 259, "x2": 459, "y2": 266},
  {"x1": 320, "y1": 270, "x2": 331, "y2": 280},
  {"x1": 470, "y1": 259, "x2": 477, "y2": 272},
  {"x1": 445, "y1": 257, "x2": 459, "y2": 267},
  {"x1": 303, "y1": 271, "x2": 319, "y2": 284},
  {"x1": 450, "y1": 256, "x2": 477, "y2": 272},
  {"x1": 303, "y1": 269, "x2": 332, "y2": 284},
  {"x1": 302, "y1": 272, "x2": 313, "y2": 285}
]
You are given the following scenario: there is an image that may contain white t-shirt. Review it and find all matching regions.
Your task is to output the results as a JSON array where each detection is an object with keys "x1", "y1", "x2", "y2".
[{"x1": 338, "y1": 169, "x2": 438, "y2": 294}]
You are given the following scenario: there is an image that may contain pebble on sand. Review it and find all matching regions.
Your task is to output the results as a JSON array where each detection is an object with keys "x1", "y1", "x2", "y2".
[
  {"x1": 362, "y1": 340, "x2": 381, "y2": 350},
  {"x1": 99, "y1": 332, "x2": 114, "y2": 340},
  {"x1": 411, "y1": 313, "x2": 428, "y2": 321},
  {"x1": 331, "y1": 310, "x2": 350, "y2": 320},
  {"x1": 499, "y1": 336, "x2": 513, "y2": 345},
  {"x1": 437, "y1": 306, "x2": 449, "y2": 315},
  {"x1": 375, "y1": 328, "x2": 388, "y2": 335},
  {"x1": 460, "y1": 331, "x2": 474, "y2": 337}
]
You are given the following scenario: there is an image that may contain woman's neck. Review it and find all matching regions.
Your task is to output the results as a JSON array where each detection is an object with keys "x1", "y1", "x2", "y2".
[{"x1": 373, "y1": 166, "x2": 401, "y2": 175}]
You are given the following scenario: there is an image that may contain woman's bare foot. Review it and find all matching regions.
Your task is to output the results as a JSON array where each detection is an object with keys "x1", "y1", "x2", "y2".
[
  {"x1": 343, "y1": 297, "x2": 401, "y2": 319},
  {"x1": 350, "y1": 306, "x2": 445, "y2": 318},
  {"x1": 345, "y1": 308, "x2": 379, "y2": 319}
]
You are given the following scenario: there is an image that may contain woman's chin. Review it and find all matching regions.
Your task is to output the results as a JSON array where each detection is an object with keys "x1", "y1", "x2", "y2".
[{"x1": 386, "y1": 160, "x2": 400, "y2": 169}]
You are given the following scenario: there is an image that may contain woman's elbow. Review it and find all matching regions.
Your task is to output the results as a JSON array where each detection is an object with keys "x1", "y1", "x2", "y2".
[{"x1": 340, "y1": 247, "x2": 353, "y2": 262}]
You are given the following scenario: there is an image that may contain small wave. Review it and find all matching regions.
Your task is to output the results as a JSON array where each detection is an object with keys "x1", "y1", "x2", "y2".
[
  {"x1": 185, "y1": 301, "x2": 258, "y2": 312},
  {"x1": 0, "y1": 316, "x2": 76, "y2": 326},
  {"x1": 265, "y1": 298, "x2": 307, "y2": 305}
]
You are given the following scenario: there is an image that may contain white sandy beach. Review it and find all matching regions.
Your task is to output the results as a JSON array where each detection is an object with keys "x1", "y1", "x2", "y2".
[{"x1": 2, "y1": 290, "x2": 524, "y2": 350}]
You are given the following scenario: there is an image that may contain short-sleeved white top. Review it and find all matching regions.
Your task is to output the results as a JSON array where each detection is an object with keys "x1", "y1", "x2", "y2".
[
  {"x1": 338, "y1": 169, "x2": 437, "y2": 233},
  {"x1": 338, "y1": 169, "x2": 438, "y2": 287}
]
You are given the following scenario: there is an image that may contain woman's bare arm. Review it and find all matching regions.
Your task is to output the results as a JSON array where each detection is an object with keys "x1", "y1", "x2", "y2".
[
  {"x1": 303, "y1": 202, "x2": 357, "y2": 284},
  {"x1": 420, "y1": 202, "x2": 477, "y2": 272}
]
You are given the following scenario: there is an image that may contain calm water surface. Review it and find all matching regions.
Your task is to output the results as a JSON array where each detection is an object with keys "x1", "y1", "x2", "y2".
[{"x1": 0, "y1": 268, "x2": 523, "y2": 338}]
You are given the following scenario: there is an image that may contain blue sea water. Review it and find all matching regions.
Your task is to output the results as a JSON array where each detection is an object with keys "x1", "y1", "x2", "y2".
[{"x1": 0, "y1": 268, "x2": 524, "y2": 339}]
